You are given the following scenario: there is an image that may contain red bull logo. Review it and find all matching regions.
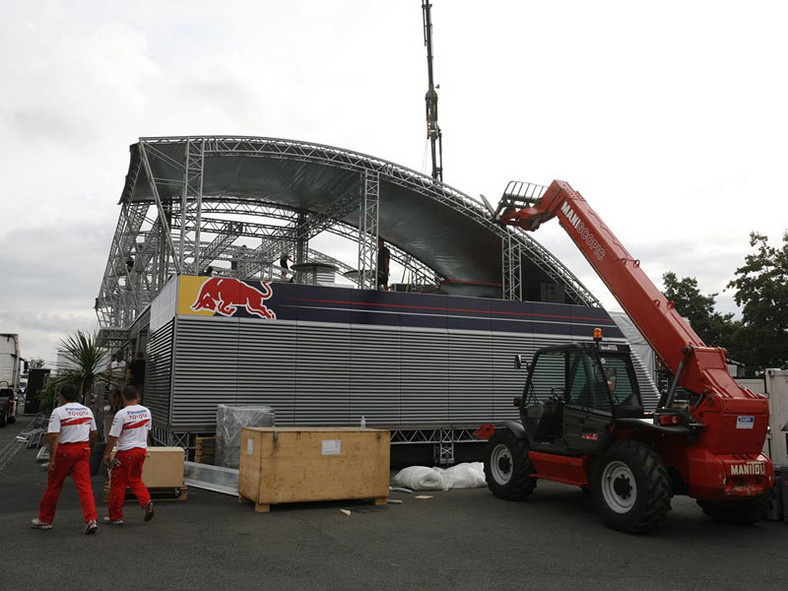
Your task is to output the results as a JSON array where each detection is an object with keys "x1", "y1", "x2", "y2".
[{"x1": 190, "y1": 278, "x2": 276, "y2": 319}]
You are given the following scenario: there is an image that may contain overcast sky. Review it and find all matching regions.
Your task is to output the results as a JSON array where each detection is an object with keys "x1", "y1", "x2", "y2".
[{"x1": 1, "y1": 0, "x2": 786, "y2": 365}]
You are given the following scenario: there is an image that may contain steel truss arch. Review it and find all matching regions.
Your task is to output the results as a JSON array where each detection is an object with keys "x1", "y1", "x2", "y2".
[{"x1": 97, "y1": 136, "x2": 598, "y2": 332}]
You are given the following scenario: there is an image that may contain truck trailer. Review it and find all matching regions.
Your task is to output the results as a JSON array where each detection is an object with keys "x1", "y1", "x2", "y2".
[{"x1": 0, "y1": 333, "x2": 22, "y2": 426}]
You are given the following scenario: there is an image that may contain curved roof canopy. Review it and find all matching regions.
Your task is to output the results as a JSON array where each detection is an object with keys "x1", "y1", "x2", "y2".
[{"x1": 98, "y1": 136, "x2": 597, "y2": 329}]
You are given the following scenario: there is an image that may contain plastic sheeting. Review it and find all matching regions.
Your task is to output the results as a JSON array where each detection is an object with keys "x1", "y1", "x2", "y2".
[
  {"x1": 183, "y1": 461, "x2": 239, "y2": 496},
  {"x1": 609, "y1": 311, "x2": 657, "y2": 382},
  {"x1": 391, "y1": 462, "x2": 487, "y2": 491},
  {"x1": 215, "y1": 404, "x2": 275, "y2": 468}
]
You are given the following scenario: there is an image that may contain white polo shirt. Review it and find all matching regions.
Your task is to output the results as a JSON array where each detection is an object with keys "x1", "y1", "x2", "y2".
[
  {"x1": 109, "y1": 404, "x2": 152, "y2": 451},
  {"x1": 48, "y1": 402, "x2": 97, "y2": 443},
  {"x1": 109, "y1": 359, "x2": 126, "y2": 389}
]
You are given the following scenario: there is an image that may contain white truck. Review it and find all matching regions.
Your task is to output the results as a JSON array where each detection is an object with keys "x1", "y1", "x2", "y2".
[{"x1": 0, "y1": 333, "x2": 21, "y2": 426}]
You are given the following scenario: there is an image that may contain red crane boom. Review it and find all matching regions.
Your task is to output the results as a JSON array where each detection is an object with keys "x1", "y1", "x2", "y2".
[{"x1": 498, "y1": 180, "x2": 769, "y2": 456}]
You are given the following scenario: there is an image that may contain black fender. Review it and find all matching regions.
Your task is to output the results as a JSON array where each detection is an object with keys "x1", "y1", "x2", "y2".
[{"x1": 495, "y1": 420, "x2": 527, "y2": 440}]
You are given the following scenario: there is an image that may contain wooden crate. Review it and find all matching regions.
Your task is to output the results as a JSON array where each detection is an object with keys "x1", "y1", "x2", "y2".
[
  {"x1": 107, "y1": 446, "x2": 185, "y2": 488},
  {"x1": 143, "y1": 447, "x2": 186, "y2": 488},
  {"x1": 239, "y1": 427, "x2": 390, "y2": 513},
  {"x1": 194, "y1": 436, "x2": 216, "y2": 465}
]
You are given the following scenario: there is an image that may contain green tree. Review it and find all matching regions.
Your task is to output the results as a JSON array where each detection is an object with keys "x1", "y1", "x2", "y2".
[
  {"x1": 37, "y1": 381, "x2": 59, "y2": 414},
  {"x1": 727, "y1": 232, "x2": 788, "y2": 372},
  {"x1": 56, "y1": 330, "x2": 108, "y2": 404},
  {"x1": 662, "y1": 272, "x2": 737, "y2": 348},
  {"x1": 28, "y1": 358, "x2": 45, "y2": 370}
]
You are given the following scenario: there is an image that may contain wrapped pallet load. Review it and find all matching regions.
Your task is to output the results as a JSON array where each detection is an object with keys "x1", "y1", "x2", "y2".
[{"x1": 216, "y1": 405, "x2": 275, "y2": 468}]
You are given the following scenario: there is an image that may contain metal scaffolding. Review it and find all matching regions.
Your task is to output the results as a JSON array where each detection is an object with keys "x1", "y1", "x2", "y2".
[{"x1": 97, "y1": 135, "x2": 599, "y2": 335}]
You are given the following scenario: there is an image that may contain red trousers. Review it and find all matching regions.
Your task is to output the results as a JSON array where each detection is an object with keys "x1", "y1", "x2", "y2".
[
  {"x1": 38, "y1": 443, "x2": 97, "y2": 523},
  {"x1": 108, "y1": 447, "x2": 151, "y2": 520}
]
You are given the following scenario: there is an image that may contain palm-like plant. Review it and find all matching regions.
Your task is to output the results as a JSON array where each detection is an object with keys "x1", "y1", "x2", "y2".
[{"x1": 56, "y1": 330, "x2": 108, "y2": 404}]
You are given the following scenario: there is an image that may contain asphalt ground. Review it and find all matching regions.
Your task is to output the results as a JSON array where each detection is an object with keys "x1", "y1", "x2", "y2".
[{"x1": 2, "y1": 414, "x2": 787, "y2": 591}]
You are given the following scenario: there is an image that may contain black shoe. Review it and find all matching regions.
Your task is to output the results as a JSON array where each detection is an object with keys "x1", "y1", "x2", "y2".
[{"x1": 144, "y1": 501, "x2": 154, "y2": 522}]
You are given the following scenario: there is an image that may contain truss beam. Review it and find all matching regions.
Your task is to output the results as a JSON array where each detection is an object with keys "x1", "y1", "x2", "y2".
[
  {"x1": 357, "y1": 170, "x2": 380, "y2": 290},
  {"x1": 97, "y1": 136, "x2": 599, "y2": 332}
]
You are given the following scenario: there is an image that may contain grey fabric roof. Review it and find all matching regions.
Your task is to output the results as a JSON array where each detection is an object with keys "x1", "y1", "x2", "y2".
[{"x1": 122, "y1": 136, "x2": 595, "y2": 303}]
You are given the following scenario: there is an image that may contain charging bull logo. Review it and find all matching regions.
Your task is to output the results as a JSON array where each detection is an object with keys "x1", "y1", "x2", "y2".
[{"x1": 191, "y1": 278, "x2": 276, "y2": 319}]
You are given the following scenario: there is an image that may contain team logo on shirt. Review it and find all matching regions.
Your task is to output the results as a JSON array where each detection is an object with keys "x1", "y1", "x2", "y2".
[
  {"x1": 61, "y1": 416, "x2": 93, "y2": 426},
  {"x1": 62, "y1": 408, "x2": 92, "y2": 425},
  {"x1": 122, "y1": 409, "x2": 150, "y2": 430}
]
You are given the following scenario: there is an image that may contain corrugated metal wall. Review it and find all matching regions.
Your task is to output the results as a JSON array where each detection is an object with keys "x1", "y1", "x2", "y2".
[
  {"x1": 147, "y1": 314, "x2": 658, "y2": 432},
  {"x1": 146, "y1": 318, "x2": 174, "y2": 425},
  {"x1": 630, "y1": 352, "x2": 660, "y2": 410}
]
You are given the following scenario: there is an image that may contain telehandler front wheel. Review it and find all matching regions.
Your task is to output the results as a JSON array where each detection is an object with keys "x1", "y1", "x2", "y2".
[
  {"x1": 591, "y1": 440, "x2": 672, "y2": 533},
  {"x1": 483, "y1": 429, "x2": 537, "y2": 501}
]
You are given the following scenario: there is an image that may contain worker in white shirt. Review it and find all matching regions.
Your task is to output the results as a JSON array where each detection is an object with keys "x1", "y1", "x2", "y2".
[
  {"x1": 102, "y1": 385, "x2": 154, "y2": 525},
  {"x1": 31, "y1": 384, "x2": 99, "y2": 534},
  {"x1": 107, "y1": 351, "x2": 127, "y2": 413}
]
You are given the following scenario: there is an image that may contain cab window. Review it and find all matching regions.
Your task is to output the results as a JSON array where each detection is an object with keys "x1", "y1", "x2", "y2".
[
  {"x1": 567, "y1": 350, "x2": 610, "y2": 412},
  {"x1": 525, "y1": 351, "x2": 565, "y2": 404},
  {"x1": 598, "y1": 354, "x2": 640, "y2": 410}
]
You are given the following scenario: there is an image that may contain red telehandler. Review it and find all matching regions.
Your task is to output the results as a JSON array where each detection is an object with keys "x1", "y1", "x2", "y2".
[{"x1": 479, "y1": 180, "x2": 773, "y2": 533}]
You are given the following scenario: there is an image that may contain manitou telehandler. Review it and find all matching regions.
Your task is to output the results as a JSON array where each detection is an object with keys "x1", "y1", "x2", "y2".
[{"x1": 478, "y1": 180, "x2": 773, "y2": 533}]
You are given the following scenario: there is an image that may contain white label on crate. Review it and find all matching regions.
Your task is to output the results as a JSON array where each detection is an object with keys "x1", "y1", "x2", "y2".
[
  {"x1": 247, "y1": 438, "x2": 254, "y2": 454},
  {"x1": 736, "y1": 416, "x2": 755, "y2": 430},
  {"x1": 322, "y1": 439, "x2": 341, "y2": 455}
]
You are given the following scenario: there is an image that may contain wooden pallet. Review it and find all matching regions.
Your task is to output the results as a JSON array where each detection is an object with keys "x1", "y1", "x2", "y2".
[
  {"x1": 103, "y1": 483, "x2": 188, "y2": 503},
  {"x1": 238, "y1": 493, "x2": 387, "y2": 514},
  {"x1": 194, "y1": 436, "x2": 216, "y2": 465}
]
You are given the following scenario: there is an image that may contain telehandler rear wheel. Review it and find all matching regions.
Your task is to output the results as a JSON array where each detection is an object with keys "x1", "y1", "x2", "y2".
[
  {"x1": 591, "y1": 440, "x2": 672, "y2": 533},
  {"x1": 483, "y1": 429, "x2": 537, "y2": 501}
]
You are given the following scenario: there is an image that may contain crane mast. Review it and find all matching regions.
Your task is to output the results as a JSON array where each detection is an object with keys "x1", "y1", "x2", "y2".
[{"x1": 422, "y1": 1, "x2": 443, "y2": 182}]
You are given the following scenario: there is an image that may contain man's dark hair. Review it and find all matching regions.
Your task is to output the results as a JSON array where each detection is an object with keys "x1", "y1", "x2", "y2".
[
  {"x1": 60, "y1": 384, "x2": 79, "y2": 402},
  {"x1": 121, "y1": 385, "x2": 139, "y2": 401}
]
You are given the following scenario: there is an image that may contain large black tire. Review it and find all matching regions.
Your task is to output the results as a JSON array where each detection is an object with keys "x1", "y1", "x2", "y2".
[
  {"x1": 0, "y1": 409, "x2": 6, "y2": 428},
  {"x1": 483, "y1": 429, "x2": 537, "y2": 501},
  {"x1": 697, "y1": 492, "x2": 772, "y2": 525},
  {"x1": 591, "y1": 440, "x2": 672, "y2": 533}
]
